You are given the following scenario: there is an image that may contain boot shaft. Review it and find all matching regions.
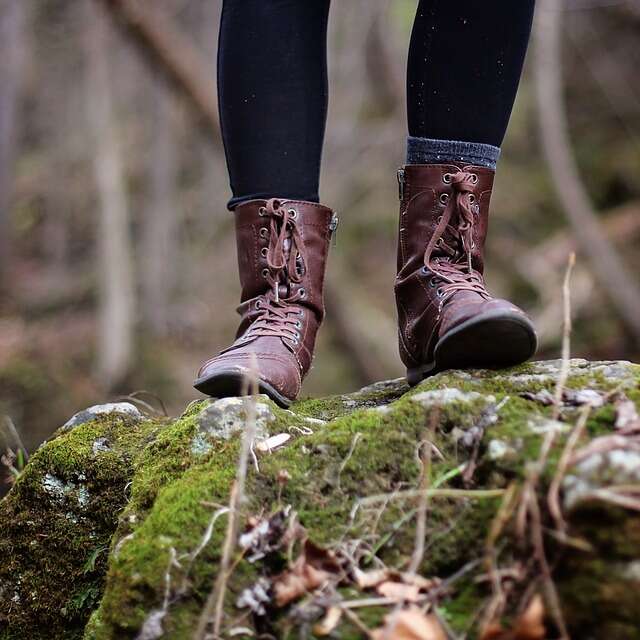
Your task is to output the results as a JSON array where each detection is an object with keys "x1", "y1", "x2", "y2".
[
  {"x1": 234, "y1": 198, "x2": 336, "y2": 321},
  {"x1": 397, "y1": 163, "x2": 494, "y2": 277}
]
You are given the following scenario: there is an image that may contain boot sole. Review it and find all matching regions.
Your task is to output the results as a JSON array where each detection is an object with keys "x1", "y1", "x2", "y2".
[
  {"x1": 406, "y1": 310, "x2": 538, "y2": 386},
  {"x1": 193, "y1": 370, "x2": 293, "y2": 408}
]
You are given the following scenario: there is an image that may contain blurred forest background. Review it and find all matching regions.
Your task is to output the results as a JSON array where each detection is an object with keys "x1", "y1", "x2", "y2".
[{"x1": 1, "y1": 0, "x2": 640, "y2": 457}]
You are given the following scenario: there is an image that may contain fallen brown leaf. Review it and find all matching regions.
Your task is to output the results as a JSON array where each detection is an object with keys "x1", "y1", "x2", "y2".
[
  {"x1": 371, "y1": 607, "x2": 447, "y2": 640},
  {"x1": 376, "y1": 580, "x2": 422, "y2": 603},
  {"x1": 272, "y1": 540, "x2": 343, "y2": 607},
  {"x1": 313, "y1": 606, "x2": 343, "y2": 636},
  {"x1": 353, "y1": 567, "x2": 390, "y2": 589},
  {"x1": 480, "y1": 595, "x2": 546, "y2": 640}
]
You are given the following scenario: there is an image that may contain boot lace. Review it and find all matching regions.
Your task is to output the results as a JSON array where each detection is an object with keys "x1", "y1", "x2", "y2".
[
  {"x1": 422, "y1": 171, "x2": 491, "y2": 305},
  {"x1": 245, "y1": 199, "x2": 307, "y2": 346}
]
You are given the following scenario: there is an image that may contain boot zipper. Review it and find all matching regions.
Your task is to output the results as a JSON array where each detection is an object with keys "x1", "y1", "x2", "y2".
[
  {"x1": 397, "y1": 167, "x2": 406, "y2": 201},
  {"x1": 329, "y1": 212, "x2": 339, "y2": 246}
]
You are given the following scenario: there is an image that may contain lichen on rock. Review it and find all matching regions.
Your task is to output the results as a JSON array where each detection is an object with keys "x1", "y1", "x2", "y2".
[{"x1": 1, "y1": 359, "x2": 640, "y2": 639}]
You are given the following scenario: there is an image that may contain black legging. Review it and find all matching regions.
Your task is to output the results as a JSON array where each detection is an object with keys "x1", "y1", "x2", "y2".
[{"x1": 218, "y1": 0, "x2": 535, "y2": 210}]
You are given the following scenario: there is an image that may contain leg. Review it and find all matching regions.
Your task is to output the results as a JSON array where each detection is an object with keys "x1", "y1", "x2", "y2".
[
  {"x1": 196, "y1": 0, "x2": 337, "y2": 406},
  {"x1": 396, "y1": 1, "x2": 537, "y2": 383},
  {"x1": 407, "y1": 0, "x2": 535, "y2": 152},
  {"x1": 217, "y1": 0, "x2": 331, "y2": 209}
]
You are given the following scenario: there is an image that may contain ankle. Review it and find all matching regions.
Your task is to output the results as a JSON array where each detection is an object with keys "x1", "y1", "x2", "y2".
[{"x1": 406, "y1": 136, "x2": 500, "y2": 170}]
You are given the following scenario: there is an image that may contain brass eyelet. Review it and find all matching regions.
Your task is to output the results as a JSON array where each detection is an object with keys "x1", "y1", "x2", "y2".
[
  {"x1": 262, "y1": 268, "x2": 269, "y2": 278},
  {"x1": 439, "y1": 193, "x2": 449, "y2": 205},
  {"x1": 259, "y1": 227, "x2": 268, "y2": 238},
  {"x1": 261, "y1": 247, "x2": 268, "y2": 257},
  {"x1": 442, "y1": 173, "x2": 452, "y2": 184},
  {"x1": 288, "y1": 208, "x2": 298, "y2": 219},
  {"x1": 470, "y1": 173, "x2": 478, "y2": 184},
  {"x1": 258, "y1": 207, "x2": 267, "y2": 216},
  {"x1": 468, "y1": 194, "x2": 475, "y2": 204}
]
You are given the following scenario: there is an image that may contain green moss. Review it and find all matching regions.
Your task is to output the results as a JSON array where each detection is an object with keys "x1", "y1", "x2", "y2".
[
  {"x1": 0, "y1": 413, "x2": 160, "y2": 640},
  {"x1": 3, "y1": 360, "x2": 640, "y2": 639}
]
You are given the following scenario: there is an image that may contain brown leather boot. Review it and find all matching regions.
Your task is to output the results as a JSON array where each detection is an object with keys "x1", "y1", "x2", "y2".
[
  {"x1": 194, "y1": 198, "x2": 338, "y2": 407},
  {"x1": 395, "y1": 163, "x2": 537, "y2": 385}
]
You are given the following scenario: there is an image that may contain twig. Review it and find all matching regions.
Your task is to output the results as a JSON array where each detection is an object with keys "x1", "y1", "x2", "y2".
[
  {"x1": 408, "y1": 422, "x2": 435, "y2": 575},
  {"x1": 552, "y1": 252, "x2": 575, "y2": 421},
  {"x1": 1, "y1": 415, "x2": 27, "y2": 461},
  {"x1": 193, "y1": 356, "x2": 260, "y2": 639},
  {"x1": 336, "y1": 432, "x2": 363, "y2": 491},
  {"x1": 480, "y1": 483, "x2": 520, "y2": 631},
  {"x1": 528, "y1": 488, "x2": 570, "y2": 640},
  {"x1": 547, "y1": 404, "x2": 591, "y2": 533},
  {"x1": 340, "y1": 606, "x2": 375, "y2": 638},
  {"x1": 357, "y1": 488, "x2": 505, "y2": 509}
]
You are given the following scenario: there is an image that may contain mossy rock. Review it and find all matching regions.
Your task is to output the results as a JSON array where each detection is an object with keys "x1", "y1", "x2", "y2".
[{"x1": 1, "y1": 360, "x2": 640, "y2": 639}]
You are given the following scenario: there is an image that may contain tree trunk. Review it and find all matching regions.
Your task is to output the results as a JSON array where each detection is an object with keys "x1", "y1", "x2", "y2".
[
  {"x1": 84, "y1": 1, "x2": 136, "y2": 389},
  {"x1": 0, "y1": 0, "x2": 25, "y2": 296},
  {"x1": 141, "y1": 74, "x2": 177, "y2": 336},
  {"x1": 534, "y1": 0, "x2": 640, "y2": 347}
]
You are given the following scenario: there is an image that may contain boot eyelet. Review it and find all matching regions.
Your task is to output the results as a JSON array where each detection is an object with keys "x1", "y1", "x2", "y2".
[
  {"x1": 436, "y1": 238, "x2": 444, "y2": 248},
  {"x1": 468, "y1": 194, "x2": 476, "y2": 204},
  {"x1": 288, "y1": 208, "x2": 298, "y2": 219},
  {"x1": 260, "y1": 247, "x2": 268, "y2": 257},
  {"x1": 436, "y1": 287, "x2": 444, "y2": 297},
  {"x1": 420, "y1": 266, "x2": 429, "y2": 275},
  {"x1": 258, "y1": 207, "x2": 267, "y2": 216},
  {"x1": 255, "y1": 300, "x2": 262, "y2": 309},
  {"x1": 436, "y1": 215, "x2": 443, "y2": 224},
  {"x1": 429, "y1": 278, "x2": 437, "y2": 288},
  {"x1": 470, "y1": 173, "x2": 478, "y2": 184},
  {"x1": 442, "y1": 173, "x2": 452, "y2": 184},
  {"x1": 474, "y1": 204, "x2": 480, "y2": 214},
  {"x1": 262, "y1": 268, "x2": 269, "y2": 278},
  {"x1": 259, "y1": 227, "x2": 268, "y2": 238},
  {"x1": 298, "y1": 287, "x2": 306, "y2": 298},
  {"x1": 439, "y1": 193, "x2": 449, "y2": 205},
  {"x1": 295, "y1": 320, "x2": 302, "y2": 329},
  {"x1": 298, "y1": 309, "x2": 304, "y2": 317}
]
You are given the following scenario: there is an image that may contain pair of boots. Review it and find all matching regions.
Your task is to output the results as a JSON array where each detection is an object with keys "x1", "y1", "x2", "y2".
[{"x1": 194, "y1": 163, "x2": 537, "y2": 407}]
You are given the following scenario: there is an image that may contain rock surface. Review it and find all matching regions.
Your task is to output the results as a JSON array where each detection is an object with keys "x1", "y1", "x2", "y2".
[{"x1": 1, "y1": 360, "x2": 640, "y2": 639}]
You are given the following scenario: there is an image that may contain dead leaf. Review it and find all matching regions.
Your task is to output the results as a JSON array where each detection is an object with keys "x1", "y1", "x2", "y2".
[
  {"x1": 400, "y1": 573, "x2": 440, "y2": 591},
  {"x1": 312, "y1": 606, "x2": 343, "y2": 636},
  {"x1": 256, "y1": 433, "x2": 291, "y2": 453},
  {"x1": 235, "y1": 577, "x2": 271, "y2": 615},
  {"x1": 272, "y1": 540, "x2": 342, "y2": 607},
  {"x1": 480, "y1": 594, "x2": 546, "y2": 640},
  {"x1": 353, "y1": 567, "x2": 390, "y2": 589},
  {"x1": 238, "y1": 509, "x2": 290, "y2": 562},
  {"x1": 273, "y1": 556, "x2": 331, "y2": 607},
  {"x1": 371, "y1": 607, "x2": 447, "y2": 640},
  {"x1": 376, "y1": 580, "x2": 422, "y2": 603}
]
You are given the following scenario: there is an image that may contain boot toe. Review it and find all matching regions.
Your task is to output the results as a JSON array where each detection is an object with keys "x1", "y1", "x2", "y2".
[{"x1": 194, "y1": 351, "x2": 301, "y2": 407}]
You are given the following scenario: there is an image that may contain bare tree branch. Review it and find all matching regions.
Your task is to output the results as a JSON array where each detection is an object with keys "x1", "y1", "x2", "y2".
[
  {"x1": 534, "y1": 0, "x2": 640, "y2": 346},
  {"x1": 96, "y1": 0, "x2": 221, "y2": 146}
]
